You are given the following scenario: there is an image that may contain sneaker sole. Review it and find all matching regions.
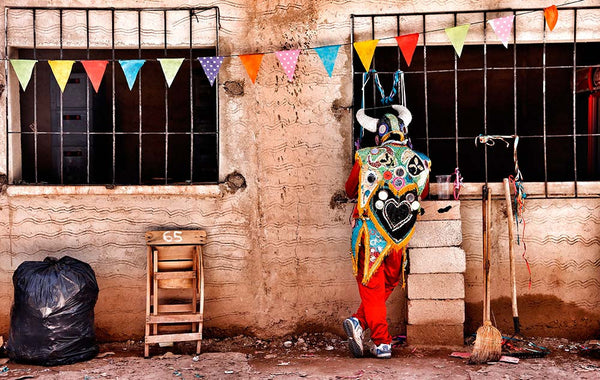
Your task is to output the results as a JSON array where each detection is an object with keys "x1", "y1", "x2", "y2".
[
  {"x1": 371, "y1": 347, "x2": 392, "y2": 359},
  {"x1": 343, "y1": 320, "x2": 363, "y2": 358},
  {"x1": 374, "y1": 353, "x2": 392, "y2": 359}
]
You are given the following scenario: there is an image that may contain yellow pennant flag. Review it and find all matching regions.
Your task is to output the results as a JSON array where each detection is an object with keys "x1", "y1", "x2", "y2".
[
  {"x1": 353, "y1": 39, "x2": 379, "y2": 71},
  {"x1": 445, "y1": 24, "x2": 470, "y2": 57},
  {"x1": 48, "y1": 60, "x2": 75, "y2": 93}
]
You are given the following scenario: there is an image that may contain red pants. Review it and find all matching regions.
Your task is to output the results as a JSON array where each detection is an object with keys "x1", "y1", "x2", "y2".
[{"x1": 352, "y1": 247, "x2": 404, "y2": 345}]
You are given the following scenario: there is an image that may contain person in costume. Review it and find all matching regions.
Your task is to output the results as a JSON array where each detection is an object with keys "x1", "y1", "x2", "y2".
[{"x1": 343, "y1": 105, "x2": 431, "y2": 359}]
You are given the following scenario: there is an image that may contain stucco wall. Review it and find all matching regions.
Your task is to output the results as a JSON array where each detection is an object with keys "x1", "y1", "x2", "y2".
[
  {"x1": 1, "y1": 0, "x2": 600, "y2": 342},
  {"x1": 462, "y1": 197, "x2": 600, "y2": 340}
]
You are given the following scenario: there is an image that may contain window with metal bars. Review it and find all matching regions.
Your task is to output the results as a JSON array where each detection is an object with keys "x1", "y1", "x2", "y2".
[
  {"x1": 5, "y1": 7, "x2": 219, "y2": 185},
  {"x1": 352, "y1": 6, "x2": 600, "y2": 198}
]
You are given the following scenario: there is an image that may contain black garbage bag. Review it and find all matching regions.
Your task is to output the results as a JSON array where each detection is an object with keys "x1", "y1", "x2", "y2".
[{"x1": 7, "y1": 256, "x2": 99, "y2": 366}]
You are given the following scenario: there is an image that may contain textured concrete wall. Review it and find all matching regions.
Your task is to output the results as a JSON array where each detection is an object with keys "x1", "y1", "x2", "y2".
[{"x1": 1, "y1": 0, "x2": 599, "y2": 342}]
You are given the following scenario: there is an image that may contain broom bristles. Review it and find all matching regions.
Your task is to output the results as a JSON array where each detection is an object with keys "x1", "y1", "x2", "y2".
[{"x1": 469, "y1": 320, "x2": 503, "y2": 364}]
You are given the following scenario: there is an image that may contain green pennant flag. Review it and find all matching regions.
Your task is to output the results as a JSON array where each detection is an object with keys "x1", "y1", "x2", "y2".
[
  {"x1": 48, "y1": 60, "x2": 75, "y2": 93},
  {"x1": 10, "y1": 59, "x2": 37, "y2": 91},
  {"x1": 158, "y1": 58, "x2": 184, "y2": 87},
  {"x1": 445, "y1": 24, "x2": 470, "y2": 57}
]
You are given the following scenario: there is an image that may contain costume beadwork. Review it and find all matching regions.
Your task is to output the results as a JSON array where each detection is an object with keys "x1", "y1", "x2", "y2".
[{"x1": 350, "y1": 114, "x2": 431, "y2": 285}]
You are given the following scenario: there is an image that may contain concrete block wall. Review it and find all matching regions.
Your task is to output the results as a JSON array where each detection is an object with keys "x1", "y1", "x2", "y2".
[{"x1": 407, "y1": 200, "x2": 465, "y2": 346}]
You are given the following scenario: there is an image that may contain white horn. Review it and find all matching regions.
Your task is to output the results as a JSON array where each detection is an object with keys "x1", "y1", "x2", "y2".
[
  {"x1": 356, "y1": 109, "x2": 378, "y2": 133},
  {"x1": 391, "y1": 105, "x2": 412, "y2": 127}
]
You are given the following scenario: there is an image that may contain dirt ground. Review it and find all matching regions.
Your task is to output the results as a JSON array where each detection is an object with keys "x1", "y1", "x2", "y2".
[{"x1": 2, "y1": 334, "x2": 600, "y2": 379}]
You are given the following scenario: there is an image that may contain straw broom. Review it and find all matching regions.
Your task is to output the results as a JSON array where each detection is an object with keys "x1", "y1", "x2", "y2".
[{"x1": 469, "y1": 185, "x2": 503, "y2": 364}]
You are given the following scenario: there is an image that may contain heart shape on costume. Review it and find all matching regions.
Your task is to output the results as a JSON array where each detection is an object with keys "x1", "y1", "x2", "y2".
[{"x1": 382, "y1": 198, "x2": 412, "y2": 231}]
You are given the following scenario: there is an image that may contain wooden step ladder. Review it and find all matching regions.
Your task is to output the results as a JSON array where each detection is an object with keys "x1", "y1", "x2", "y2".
[{"x1": 145, "y1": 230, "x2": 206, "y2": 357}]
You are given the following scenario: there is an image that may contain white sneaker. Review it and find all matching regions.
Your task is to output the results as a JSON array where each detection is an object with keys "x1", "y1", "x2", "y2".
[
  {"x1": 370, "y1": 343, "x2": 392, "y2": 359},
  {"x1": 343, "y1": 317, "x2": 364, "y2": 358}
]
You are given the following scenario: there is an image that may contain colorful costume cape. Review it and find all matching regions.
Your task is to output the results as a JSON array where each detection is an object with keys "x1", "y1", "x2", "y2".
[{"x1": 351, "y1": 142, "x2": 431, "y2": 285}]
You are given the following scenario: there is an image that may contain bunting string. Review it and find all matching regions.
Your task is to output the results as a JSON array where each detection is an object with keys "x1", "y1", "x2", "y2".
[{"x1": 4, "y1": 1, "x2": 584, "y2": 90}]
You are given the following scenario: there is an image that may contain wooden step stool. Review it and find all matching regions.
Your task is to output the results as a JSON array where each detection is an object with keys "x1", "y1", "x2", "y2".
[{"x1": 145, "y1": 230, "x2": 206, "y2": 357}]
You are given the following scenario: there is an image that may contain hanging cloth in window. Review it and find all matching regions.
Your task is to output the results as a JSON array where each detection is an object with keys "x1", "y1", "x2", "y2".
[{"x1": 373, "y1": 70, "x2": 406, "y2": 106}]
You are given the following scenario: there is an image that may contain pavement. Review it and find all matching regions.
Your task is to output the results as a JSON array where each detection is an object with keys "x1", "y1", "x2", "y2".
[{"x1": 1, "y1": 334, "x2": 600, "y2": 379}]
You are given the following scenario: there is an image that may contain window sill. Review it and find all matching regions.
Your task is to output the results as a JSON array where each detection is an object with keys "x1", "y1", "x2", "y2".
[
  {"x1": 430, "y1": 181, "x2": 600, "y2": 199},
  {"x1": 5, "y1": 184, "x2": 222, "y2": 197}
]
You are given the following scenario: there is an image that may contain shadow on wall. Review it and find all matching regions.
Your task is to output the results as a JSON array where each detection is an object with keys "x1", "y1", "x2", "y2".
[{"x1": 466, "y1": 295, "x2": 600, "y2": 340}]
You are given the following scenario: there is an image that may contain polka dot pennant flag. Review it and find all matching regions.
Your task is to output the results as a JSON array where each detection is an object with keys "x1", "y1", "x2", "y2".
[
  {"x1": 314, "y1": 45, "x2": 340, "y2": 77},
  {"x1": 544, "y1": 5, "x2": 558, "y2": 31},
  {"x1": 119, "y1": 59, "x2": 145, "y2": 90},
  {"x1": 488, "y1": 15, "x2": 514, "y2": 48},
  {"x1": 10, "y1": 59, "x2": 37, "y2": 91},
  {"x1": 158, "y1": 58, "x2": 184, "y2": 88},
  {"x1": 239, "y1": 54, "x2": 264, "y2": 84},
  {"x1": 275, "y1": 49, "x2": 300, "y2": 82},
  {"x1": 395, "y1": 33, "x2": 419, "y2": 67},
  {"x1": 198, "y1": 56, "x2": 224, "y2": 86},
  {"x1": 48, "y1": 60, "x2": 75, "y2": 93},
  {"x1": 445, "y1": 24, "x2": 470, "y2": 57}
]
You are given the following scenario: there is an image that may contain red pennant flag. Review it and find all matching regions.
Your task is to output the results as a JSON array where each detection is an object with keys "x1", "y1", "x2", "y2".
[
  {"x1": 395, "y1": 33, "x2": 419, "y2": 67},
  {"x1": 81, "y1": 60, "x2": 108, "y2": 93},
  {"x1": 544, "y1": 5, "x2": 558, "y2": 31}
]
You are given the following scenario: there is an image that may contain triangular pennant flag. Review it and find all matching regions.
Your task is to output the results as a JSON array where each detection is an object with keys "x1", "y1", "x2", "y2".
[
  {"x1": 544, "y1": 5, "x2": 558, "y2": 31},
  {"x1": 198, "y1": 56, "x2": 224, "y2": 86},
  {"x1": 239, "y1": 54, "x2": 264, "y2": 84},
  {"x1": 119, "y1": 60, "x2": 145, "y2": 90},
  {"x1": 10, "y1": 59, "x2": 37, "y2": 91},
  {"x1": 488, "y1": 15, "x2": 514, "y2": 48},
  {"x1": 395, "y1": 33, "x2": 419, "y2": 67},
  {"x1": 81, "y1": 60, "x2": 108, "y2": 93},
  {"x1": 158, "y1": 58, "x2": 184, "y2": 88},
  {"x1": 353, "y1": 39, "x2": 379, "y2": 71},
  {"x1": 445, "y1": 24, "x2": 470, "y2": 57},
  {"x1": 48, "y1": 60, "x2": 75, "y2": 93},
  {"x1": 314, "y1": 45, "x2": 340, "y2": 77},
  {"x1": 275, "y1": 49, "x2": 300, "y2": 82}
]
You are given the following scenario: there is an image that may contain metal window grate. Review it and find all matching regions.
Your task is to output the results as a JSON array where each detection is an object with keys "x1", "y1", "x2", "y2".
[
  {"x1": 351, "y1": 6, "x2": 600, "y2": 198},
  {"x1": 4, "y1": 6, "x2": 220, "y2": 185}
]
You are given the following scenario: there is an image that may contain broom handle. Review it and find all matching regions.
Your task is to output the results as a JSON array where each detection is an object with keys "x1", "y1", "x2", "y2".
[
  {"x1": 486, "y1": 187, "x2": 492, "y2": 323},
  {"x1": 503, "y1": 178, "x2": 520, "y2": 334},
  {"x1": 482, "y1": 185, "x2": 489, "y2": 322}
]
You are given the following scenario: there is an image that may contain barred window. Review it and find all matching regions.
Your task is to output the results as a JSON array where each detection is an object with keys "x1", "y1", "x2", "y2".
[
  {"x1": 352, "y1": 6, "x2": 600, "y2": 197},
  {"x1": 5, "y1": 7, "x2": 219, "y2": 185}
]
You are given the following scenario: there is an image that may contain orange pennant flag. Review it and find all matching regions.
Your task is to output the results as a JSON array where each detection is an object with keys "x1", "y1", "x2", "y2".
[
  {"x1": 239, "y1": 54, "x2": 264, "y2": 84},
  {"x1": 544, "y1": 5, "x2": 558, "y2": 31},
  {"x1": 395, "y1": 33, "x2": 419, "y2": 67},
  {"x1": 353, "y1": 39, "x2": 379, "y2": 71}
]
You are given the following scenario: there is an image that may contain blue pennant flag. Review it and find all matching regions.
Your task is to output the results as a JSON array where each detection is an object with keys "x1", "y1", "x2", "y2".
[
  {"x1": 314, "y1": 45, "x2": 340, "y2": 77},
  {"x1": 119, "y1": 60, "x2": 145, "y2": 90}
]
